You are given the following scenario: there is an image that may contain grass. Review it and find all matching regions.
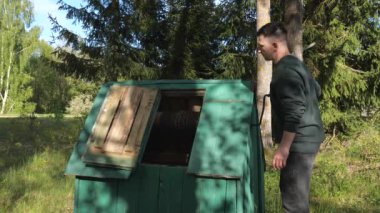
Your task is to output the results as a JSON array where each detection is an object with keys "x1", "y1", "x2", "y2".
[
  {"x1": 264, "y1": 124, "x2": 380, "y2": 213},
  {"x1": 0, "y1": 117, "x2": 82, "y2": 212},
  {"x1": 0, "y1": 116, "x2": 379, "y2": 212}
]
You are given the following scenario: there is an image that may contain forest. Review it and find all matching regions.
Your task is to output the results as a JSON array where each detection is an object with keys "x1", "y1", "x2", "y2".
[
  {"x1": 0, "y1": 0, "x2": 379, "y2": 212},
  {"x1": 0, "y1": 0, "x2": 378, "y2": 132}
]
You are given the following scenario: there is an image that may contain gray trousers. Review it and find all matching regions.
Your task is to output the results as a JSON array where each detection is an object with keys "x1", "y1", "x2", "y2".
[{"x1": 280, "y1": 152, "x2": 317, "y2": 213}]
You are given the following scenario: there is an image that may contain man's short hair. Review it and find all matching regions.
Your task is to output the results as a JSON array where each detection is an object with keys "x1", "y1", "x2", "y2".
[{"x1": 257, "y1": 22, "x2": 287, "y2": 37}]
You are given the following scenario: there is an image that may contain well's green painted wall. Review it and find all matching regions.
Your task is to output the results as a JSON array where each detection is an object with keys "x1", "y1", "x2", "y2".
[{"x1": 66, "y1": 80, "x2": 265, "y2": 213}]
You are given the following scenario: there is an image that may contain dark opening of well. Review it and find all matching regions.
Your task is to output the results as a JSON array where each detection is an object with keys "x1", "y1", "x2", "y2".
[{"x1": 142, "y1": 90, "x2": 205, "y2": 166}]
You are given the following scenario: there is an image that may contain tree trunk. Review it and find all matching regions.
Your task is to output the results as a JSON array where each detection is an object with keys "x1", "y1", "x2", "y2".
[
  {"x1": 284, "y1": 0, "x2": 304, "y2": 61},
  {"x1": 256, "y1": 0, "x2": 273, "y2": 148},
  {"x1": 0, "y1": 52, "x2": 12, "y2": 114}
]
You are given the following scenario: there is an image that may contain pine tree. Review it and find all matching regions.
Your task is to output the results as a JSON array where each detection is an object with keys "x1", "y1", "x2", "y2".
[
  {"x1": 214, "y1": 0, "x2": 256, "y2": 79},
  {"x1": 50, "y1": 0, "x2": 159, "y2": 81},
  {"x1": 165, "y1": 0, "x2": 219, "y2": 79},
  {"x1": 302, "y1": 0, "x2": 380, "y2": 131}
]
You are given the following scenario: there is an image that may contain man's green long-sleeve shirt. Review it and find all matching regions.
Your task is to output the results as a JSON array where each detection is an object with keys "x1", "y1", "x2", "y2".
[{"x1": 270, "y1": 55, "x2": 325, "y2": 153}]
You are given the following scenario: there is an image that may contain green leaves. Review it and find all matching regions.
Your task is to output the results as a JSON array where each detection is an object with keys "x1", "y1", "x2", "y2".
[
  {"x1": 304, "y1": 0, "x2": 380, "y2": 132},
  {"x1": 0, "y1": 0, "x2": 41, "y2": 114}
]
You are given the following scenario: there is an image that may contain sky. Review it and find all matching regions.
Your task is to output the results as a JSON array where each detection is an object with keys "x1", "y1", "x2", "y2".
[
  {"x1": 30, "y1": 0, "x2": 222, "y2": 44},
  {"x1": 30, "y1": 0, "x2": 86, "y2": 44}
]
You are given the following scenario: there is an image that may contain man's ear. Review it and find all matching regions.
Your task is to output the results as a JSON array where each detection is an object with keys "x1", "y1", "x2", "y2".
[{"x1": 273, "y1": 42, "x2": 278, "y2": 49}]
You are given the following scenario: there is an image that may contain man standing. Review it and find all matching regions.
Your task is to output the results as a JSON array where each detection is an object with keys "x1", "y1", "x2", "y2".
[{"x1": 257, "y1": 22, "x2": 325, "y2": 213}]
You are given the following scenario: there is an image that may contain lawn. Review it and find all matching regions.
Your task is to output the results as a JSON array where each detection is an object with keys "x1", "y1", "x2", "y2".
[
  {"x1": 0, "y1": 117, "x2": 82, "y2": 212},
  {"x1": 0, "y1": 117, "x2": 379, "y2": 212}
]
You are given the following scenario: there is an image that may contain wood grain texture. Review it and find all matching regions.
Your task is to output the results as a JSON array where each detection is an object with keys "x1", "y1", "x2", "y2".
[
  {"x1": 82, "y1": 86, "x2": 159, "y2": 169},
  {"x1": 124, "y1": 88, "x2": 159, "y2": 155},
  {"x1": 103, "y1": 86, "x2": 143, "y2": 153},
  {"x1": 88, "y1": 85, "x2": 125, "y2": 148}
]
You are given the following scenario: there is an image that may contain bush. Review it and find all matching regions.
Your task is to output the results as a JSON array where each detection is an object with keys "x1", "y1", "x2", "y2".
[{"x1": 65, "y1": 94, "x2": 93, "y2": 116}]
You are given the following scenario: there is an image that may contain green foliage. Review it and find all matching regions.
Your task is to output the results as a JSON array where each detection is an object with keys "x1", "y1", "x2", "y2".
[
  {"x1": 0, "y1": 0, "x2": 41, "y2": 114},
  {"x1": 265, "y1": 123, "x2": 380, "y2": 212},
  {"x1": 65, "y1": 94, "x2": 93, "y2": 116},
  {"x1": 50, "y1": 0, "x2": 160, "y2": 81},
  {"x1": 0, "y1": 116, "x2": 379, "y2": 212},
  {"x1": 214, "y1": 0, "x2": 256, "y2": 79},
  {"x1": 164, "y1": 0, "x2": 233, "y2": 79},
  {"x1": 0, "y1": 117, "x2": 82, "y2": 212},
  {"x1": 50, "y1": 0, "x2": 257, "y2": 80},
  {"x1": 46, "y1": 0, "x2": 379, "y2": 136},
  {"x1": 302, "y1": 0, "x2": 380, "y2": 132},
  {"x1": 25, "y1": 42, "x2": 70, "y2": 114}
]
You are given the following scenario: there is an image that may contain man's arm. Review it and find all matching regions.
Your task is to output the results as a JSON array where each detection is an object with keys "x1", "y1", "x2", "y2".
[
  {"x1": 273, "y1": 131, "x2": 296, "y2": 170},
  {"x1": 272, "y1": 67, "x2": 306, "y2": 170}
]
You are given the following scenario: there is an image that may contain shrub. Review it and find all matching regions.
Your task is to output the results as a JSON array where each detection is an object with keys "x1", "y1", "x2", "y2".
[{"x1": 65, "y1": 94, "x2": 93, "y2": 116}]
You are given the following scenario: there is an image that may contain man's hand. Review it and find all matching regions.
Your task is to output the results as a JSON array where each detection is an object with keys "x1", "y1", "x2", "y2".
[
  {"x1": 272, "y1": 147, "x2": 289, "y2": 170},
  {"x1": 272, "y1": 131, "x2": 296, "y2": 170}
]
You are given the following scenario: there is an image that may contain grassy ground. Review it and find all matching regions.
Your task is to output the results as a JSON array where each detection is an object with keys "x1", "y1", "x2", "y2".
[
  {"x1": 265, "y1": 124, "x2": 380, "y2": 212},
  {"x1": 0, "y1": 117, "x2": 82, "y2": 212},
  {"x1": 0, "y1": 117, "x2": 379, "y2": 212}
]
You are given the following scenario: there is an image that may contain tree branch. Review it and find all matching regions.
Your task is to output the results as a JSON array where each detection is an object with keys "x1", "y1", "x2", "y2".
[
  {"x1": 303, "y1": 42, "x2": 315, "y2": 52},
  {"x1": 337, "y1": 62, "x2": 367, "y2": 74}
]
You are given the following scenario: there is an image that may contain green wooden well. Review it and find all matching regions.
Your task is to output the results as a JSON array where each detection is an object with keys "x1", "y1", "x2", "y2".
[{"x1": 65, "y1": 80, "x2": 265, "y2": 213}]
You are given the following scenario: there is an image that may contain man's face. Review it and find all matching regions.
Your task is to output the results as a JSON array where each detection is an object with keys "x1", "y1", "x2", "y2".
[{"x1": 257, "y1": 35, "x2": 275, "y2": 61}]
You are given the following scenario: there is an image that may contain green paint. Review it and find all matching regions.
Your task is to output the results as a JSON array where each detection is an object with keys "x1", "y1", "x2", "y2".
[
  {"x1": 67, "y1": 80, "x2": 265, "y2": 212},
  {"x1": 137, "y1": 165, "x2": 160, "y2": 213},
  {"x1": 158, "y1": 166, "x2": 185, "y2": 213},
  {"x1": 181, "y1": 173, "x2": 197, "y2": 213},
  {"x1": 116, "y1": 172, "x2": 141, "y2": 213},
  {"x1": 225, "y1": 180, "x2": 237, "y2": 213},
  {"x1": 187, "y1": 101, "x2": 251, "y2": 178},
  {"x1": 195, "y1": 178, "x2": 227, "y2": 212},
  {"x1": 76, "y1": 178, "x2": 118, "y2": 213}
]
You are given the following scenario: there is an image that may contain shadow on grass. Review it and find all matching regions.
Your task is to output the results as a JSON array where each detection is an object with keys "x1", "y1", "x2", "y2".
[
  {"x1": 0, "y1": 117, "x2": 83, "y2": 211},
  {"x1": 0, "y1": 117, "x2": 83, "y2": 173}
]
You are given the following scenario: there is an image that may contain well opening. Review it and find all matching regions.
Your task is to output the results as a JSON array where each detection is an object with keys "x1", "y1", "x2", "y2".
[{"x1": 142, "y1": 90, "x2": 205, "y2": 166}]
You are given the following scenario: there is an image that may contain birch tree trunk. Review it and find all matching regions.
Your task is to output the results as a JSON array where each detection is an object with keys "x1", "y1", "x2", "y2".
[
  {"x1": 0, "y1": 0, "x2": 38, "y2": 114},
  {"x1": 256, "y1": 0, "x2": 273, "y2": 148},
  {"x1": 0, "y1": 52, "x2": 12, "y2": 114},
  {"x1": 284, "y1": 0, "x2": 304, "y2": 61}
]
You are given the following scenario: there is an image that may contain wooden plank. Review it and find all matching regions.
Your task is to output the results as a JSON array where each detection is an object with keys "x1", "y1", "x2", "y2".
[
  {"x1": 161, "y1": 89, "x2": 205, "y2": 97},
  {"x1": 81, "y1": 86, "x2": 160, "y2": 169},
  {"x1": 87, "y1": 85, "x2": 125, "y2": 148},
  {"x1": 76, "y1": 178, "x2": 118, "y2": 213},
  {"x1": 181, "y1": 174, "x2": 197, "y2": 213},
  {"x1": 158, "y1": 166, "x2": 185, "y2": 213},
  {"x1": 242, "y1": 174, "x2": 255, "y2": 213},
  {"x1": 116, "y1": 172, "x2": 141, "y2": 213},
  {"x1": 103, "y1": 87, "x2": 143, "y2": 153},
  {"x1": 195, "y1": 178, "x2": 227, "y2": 213},
  {"x1": 74, "y1": 179, "x2": 80, "y2": 212},
  {"x1": 187, "y1": 101, "x2": 251, "y2": 178},
  {"x1": 82, "y1": 145, "x2": 138, "y2": 169},
  {"x1": 225, "y1": 180, "x2": 237, "y2": 213},
  {"x1": 124, "y1": 88, "x2": 159, "y2": 155},
  {"x1": 137, "y1": 165, "x2": 160, "y2": 213},
  {"x1": 236, "y1": 179, "x2": 243, "y2": 213}
]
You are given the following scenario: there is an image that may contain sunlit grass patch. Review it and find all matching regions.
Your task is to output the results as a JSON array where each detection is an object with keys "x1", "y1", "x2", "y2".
[
  {"x1": 0, "y1": 150, "x2": 75, "y2": 212},
  {"x1": 0, "y1": 117, "x2": 82, "y2": 212},
  {"x1": 0, "y1": 116, "x2": 379, "y2": 212},
  {"x1": 264, "y1": 124, "x2": 380, "y2": 213}
]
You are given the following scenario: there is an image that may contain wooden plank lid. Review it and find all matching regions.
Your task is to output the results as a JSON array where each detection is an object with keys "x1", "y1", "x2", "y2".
[{"x1": 82, "y1": 85, "x2": 160, "y2": 169}]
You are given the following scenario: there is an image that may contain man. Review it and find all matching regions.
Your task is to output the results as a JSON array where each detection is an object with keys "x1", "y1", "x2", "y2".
[{"x1": 257, "y1": 22, "x2": 325, "y2": 213}]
